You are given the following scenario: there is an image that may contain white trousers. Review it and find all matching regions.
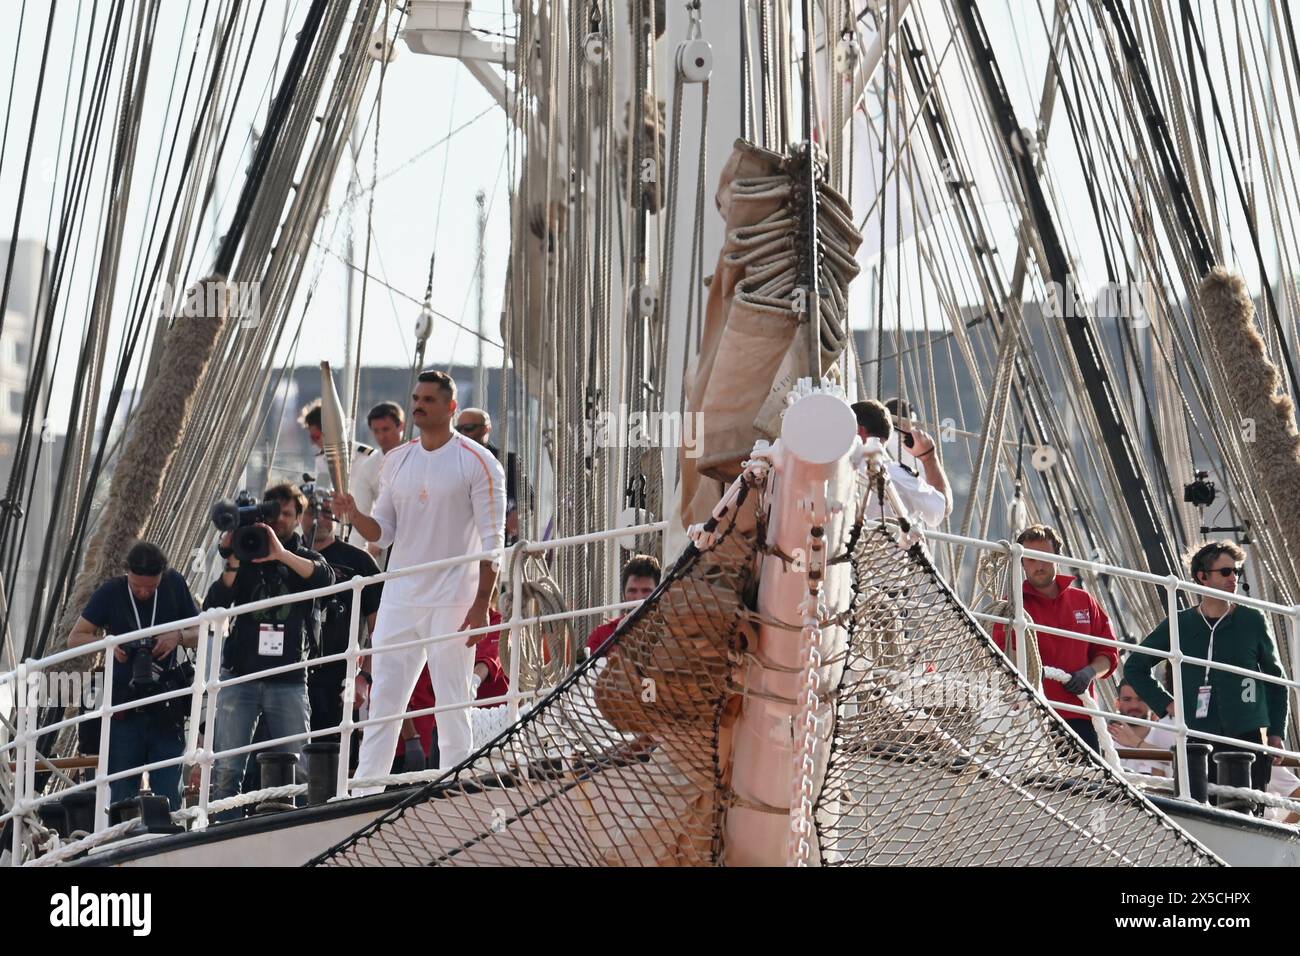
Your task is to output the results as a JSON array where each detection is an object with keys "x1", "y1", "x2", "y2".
[{"x1": 353, "y1": 602, "x2": 474, "y2": 794}]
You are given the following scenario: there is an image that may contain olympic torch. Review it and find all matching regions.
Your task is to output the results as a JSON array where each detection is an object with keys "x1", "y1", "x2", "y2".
[{"x1": 319, "y1": 360, "x2": 350, "y2": 496}]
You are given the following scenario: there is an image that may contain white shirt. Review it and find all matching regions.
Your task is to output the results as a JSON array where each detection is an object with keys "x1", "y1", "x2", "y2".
[
  {"x1": 313, "y1": 442, "x2": 371, "y2": 495},
  {"x1": 1120, "y1": 717, "x2": 1175, "y2": 777},
  {"x1": 371, "y1": 433, "x2": 507, "y2": 608},
  {"x1": 863, "y1": 455, "x2": 948, "y2": 528},
  {"x1": 346, "y1": 446, "x2": 385, "y2": 550},
  {"x1": 1265, "y1": 766, "x2": 1300, "y2": 822}
]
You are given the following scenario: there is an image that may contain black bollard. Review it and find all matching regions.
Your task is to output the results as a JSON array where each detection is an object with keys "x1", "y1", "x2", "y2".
[
  {"x1": 254, "y1": 752, "x2": 300, "y2": 814},
  {"x1": 108, "y1": 797, "x2": 141, "y2": 826},
  {"x1": 135, "y1": 790, "x2": 182, "y2": 834},
  {"x1": 1212, "y1": 750, "x2": 1256, "y2": 814},
  {"x1": 1179, "y1": 742, "x2": 1212, "y2": 803},
  {"x1": 61, "y1": 790, "x2": 96, "y2": 835},
  {"x1": 303, "y1": 742, "x2": 340, "y2": 807}
]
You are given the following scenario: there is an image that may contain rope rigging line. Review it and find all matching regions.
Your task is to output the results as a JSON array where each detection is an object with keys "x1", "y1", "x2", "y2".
[
  {"x1": 22, "y1": 0, "x2": 253, "y2": 660},
  {"x1": 347, "y1": 0, "x2": 399, "y2": 436}
]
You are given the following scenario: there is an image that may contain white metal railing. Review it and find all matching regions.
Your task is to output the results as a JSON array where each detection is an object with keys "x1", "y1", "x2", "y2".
[
  {"x1": 0, "y1": 521, "x2": 667, "y2": 864},
  {"x1": 925, "y1": 528, "x2": 1300, "y2": 809}
]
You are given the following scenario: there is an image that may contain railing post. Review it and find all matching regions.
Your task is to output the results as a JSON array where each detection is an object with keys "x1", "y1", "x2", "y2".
[
  {"x1": 338, "y1": 577, "x2": 364, "y2": 800},
  {"x1": 183, "y1": 617, "x2": 212, "y2": 820},
  {"x1": 12, "y1": 661, "x2": 30, "y2": 861},
  {"x1": 195, "y1": 619, "x2": 226, "y2": 828},
  {"x1": 1166, "y1": 579, "x2": 1191, "y2": 800},
  {"x1": 507, "y1": 545, "x2": 524, "y2": 721},
  {"x1": 93, "y1": 645, "x2": 118, "y2": 832},
  {"x1": 1010, "y1": 543, "x2": 1028, "y2": 675},
  {"x1": 1288, "y1": 608, "x2": 1300, "y2": 737}
]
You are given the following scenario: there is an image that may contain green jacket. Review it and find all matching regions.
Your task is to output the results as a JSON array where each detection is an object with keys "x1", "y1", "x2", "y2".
[{"x1": 1123, "y1": 606, "x2": 1289, "y2": 738}]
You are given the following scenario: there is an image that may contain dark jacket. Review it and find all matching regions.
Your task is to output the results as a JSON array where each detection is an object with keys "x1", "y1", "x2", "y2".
[
  {"x1": 204, "y1": 532, "x2": 333, "y2": 682},
  {"x1": 1124, "y1": 606, "x2": 1289, "y2": 738}
]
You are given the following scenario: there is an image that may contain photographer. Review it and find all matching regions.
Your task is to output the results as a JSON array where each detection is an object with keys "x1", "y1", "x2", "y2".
[
  {"x1": 300, "y1": 492, "x2": 382, "y2": 758},
  {"x1": 852, "y1": 398, "x2": 951, "y2": 528},
  {"x1": 204, "y1": 483, "x2": 333, "y2": 812},
  {"x1": 68, "y1": 542, "x2": 199, "y2": 810}
]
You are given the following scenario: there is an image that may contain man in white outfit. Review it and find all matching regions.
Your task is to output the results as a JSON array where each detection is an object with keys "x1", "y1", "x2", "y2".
[
  {"x1": 332, "y1": 370, "x2": 506, "y2": 792},
  {"x1": 852, "y1": 398, "x2": 951, "y2": 528},
  {"x1": 354, "y1": 401, "x2": 406, "y2": 559}
]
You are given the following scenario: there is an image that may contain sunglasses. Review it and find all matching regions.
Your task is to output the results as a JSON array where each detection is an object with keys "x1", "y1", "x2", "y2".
[
  {"x1": 1205, "y1": 567, "x2": 1242, "y2": 578},
  {"x1": 457, "y1": 423, "x2": 484, "y2": 433}
]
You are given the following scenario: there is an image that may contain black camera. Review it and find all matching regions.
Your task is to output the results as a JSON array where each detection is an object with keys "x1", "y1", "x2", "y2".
[
  {"x1": 211, "y1": 490, "x2": 279, "y2": 562},
  {"x1": 122, "y1": 638, "x2": 158, "y2": 691},
  {"x1": 299, "y1": 475, "x2": 331, "y2": 517},
  {"x1": 1183, "y1": 470, "x2": 1217, "y2": 509}
]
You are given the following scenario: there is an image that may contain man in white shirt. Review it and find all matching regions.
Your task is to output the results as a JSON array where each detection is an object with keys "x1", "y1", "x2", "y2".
[
  {"x1": 852, "y1": 399, "x2": 951, "y2": 528},
  {"x1": 333, "y1": 370, "x2": 506, "y2": 790},
  {"x1": 299, "y1": 398, "x2": 378, "y2": 550},
  {"x1": 354, "y1": 401, "x2": 406, "y2": 558},
  {"x1": 1111, "y1": 681, "x2": 1173, "y2": 777}
]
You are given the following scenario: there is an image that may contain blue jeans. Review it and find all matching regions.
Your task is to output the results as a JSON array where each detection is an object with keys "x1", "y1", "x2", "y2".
[
  {"x1": 107, "y1": 710, "x2": 185, "y2": 811},
  {"x1": 211, "y1": 672, "x2": 309, "y2": 815}
]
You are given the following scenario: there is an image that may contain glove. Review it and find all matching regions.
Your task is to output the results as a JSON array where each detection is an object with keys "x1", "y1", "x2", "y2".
[
  {"x1": 402, "y1": 737, "x2": 427, "y2": 772},
  {"x1": 471, "y1": 673, "x2": 483, "y2": 696},
  {"x1": 1062, "y1": 665, "x2": 1097, "y2": 696}
]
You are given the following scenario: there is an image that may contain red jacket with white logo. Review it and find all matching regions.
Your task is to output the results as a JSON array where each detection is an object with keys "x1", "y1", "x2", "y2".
[{"x1": 991, "y1": 575, "x2": 1119, "y2": 714}]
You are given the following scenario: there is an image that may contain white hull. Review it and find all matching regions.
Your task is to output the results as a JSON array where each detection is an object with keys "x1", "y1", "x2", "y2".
[{"x1": 1150, "y1": 796, "x2": 1300, "y2": 867}]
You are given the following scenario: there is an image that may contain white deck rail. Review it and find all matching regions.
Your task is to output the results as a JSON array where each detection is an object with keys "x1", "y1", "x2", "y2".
[
  {"x1": 924, "y1": 528, "x2": 1300, "y2": 804},
  {"x1": 4, "y1": 521, "x2": 1299, "y2": 863},
  {"x1": 0, "y1": 521, "x2": 666, "y2": 864}
]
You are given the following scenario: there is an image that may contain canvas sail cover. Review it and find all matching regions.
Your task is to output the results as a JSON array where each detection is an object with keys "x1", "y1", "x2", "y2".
[{"x1": 678, "y1": 140, "x2": 863, "y2": 529}]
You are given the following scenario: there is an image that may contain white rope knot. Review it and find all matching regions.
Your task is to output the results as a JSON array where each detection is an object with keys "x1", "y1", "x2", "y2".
[{"x1": 23, "y1": 819, "x2": 143, "y2": 867}]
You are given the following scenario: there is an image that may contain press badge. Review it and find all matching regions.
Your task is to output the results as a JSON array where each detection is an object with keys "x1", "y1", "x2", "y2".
[
  {"x1": 258, "y1": 623, "x2": 285, "y2": 656},
  {"x1": 1195, "y1": 684, "x2": 1212, "y2": 719}
]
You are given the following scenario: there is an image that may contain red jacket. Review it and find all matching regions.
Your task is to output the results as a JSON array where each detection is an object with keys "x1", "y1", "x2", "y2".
[
  {"x1": 992, "y1": 575, "x2": 1118, "y2": 714},
  {"x1": 405, "y1": 610, "x2": 508, "y2": 755},
  {"x1": 586, "y1": 616, "x2": 624, "y2": 655}
]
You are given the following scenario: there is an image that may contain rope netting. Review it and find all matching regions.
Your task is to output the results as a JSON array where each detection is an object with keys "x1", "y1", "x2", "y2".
[
  {"x1": 815, "y1": 522, "x2": 1218, "y2": 866},
  {"x1": 312, "y1": 506, "x2": 1220, "y2": 867},
  {"x1": 310, "y1": 519, "x2": 759, "y2": 867}
]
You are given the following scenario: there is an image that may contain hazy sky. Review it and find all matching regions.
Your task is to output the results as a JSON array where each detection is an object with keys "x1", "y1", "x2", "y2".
[{"x1": 0, "y1": 0, "x2": 514, "y2": 429}]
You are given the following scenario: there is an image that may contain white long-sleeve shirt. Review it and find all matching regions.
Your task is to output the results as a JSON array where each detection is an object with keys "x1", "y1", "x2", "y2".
[
  {"x1": 314, "y1": 442, "x2": 383, "y2": 550},
  {"x1": 370, "y1": 433, "x2": 507, "y2": 608}
]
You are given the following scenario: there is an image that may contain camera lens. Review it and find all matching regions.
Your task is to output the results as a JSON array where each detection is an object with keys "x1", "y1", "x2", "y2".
[
  {"x1": 129, "y1": 644, "x2": 158, "y2": 690},
  {"x1": 234, "y1": 525, "x2": 272, "y2": 562},
  {"x1": 210, "y1": 500, "x2": 240, "y2": 532}
]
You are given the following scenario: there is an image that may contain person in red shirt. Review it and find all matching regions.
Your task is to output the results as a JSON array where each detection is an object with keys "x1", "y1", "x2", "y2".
[
  {"x1": 585, "y1": 554, "x2": 662, "y2": 655},
  {"x1": 992, "y1": 524, "x2": 1118, "y2": 753}
]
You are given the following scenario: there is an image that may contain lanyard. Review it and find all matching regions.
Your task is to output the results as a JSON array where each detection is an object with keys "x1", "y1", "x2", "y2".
[
  {"x1": 1197, "y1": 608, "x2": 1227, "y2": 684},
  {"x1": 129, "y1": 585, "x2": 158, "y2": 634}
]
